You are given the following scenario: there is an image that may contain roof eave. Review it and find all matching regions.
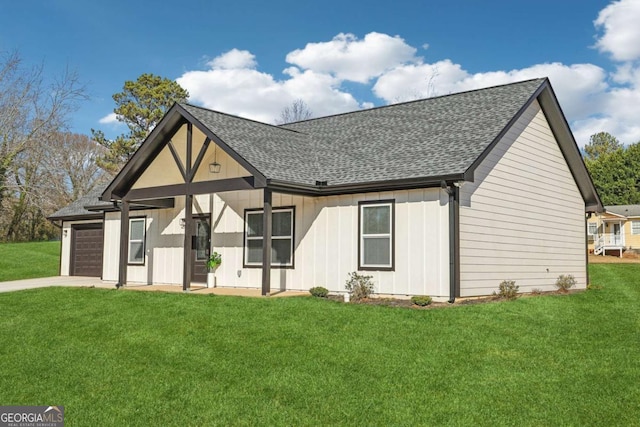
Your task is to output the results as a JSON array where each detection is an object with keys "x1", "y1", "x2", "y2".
[{"x1": 268, "y1": 174, "x2": 467, "y2": 196}]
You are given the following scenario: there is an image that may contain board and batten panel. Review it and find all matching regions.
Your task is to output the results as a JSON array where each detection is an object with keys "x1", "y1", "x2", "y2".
[
  {"x1": 131, "y1": 124, "x2": 251, "y2": 190},
  {"x1": 209, "y1": 188, "x2": 450, "y2": 297},
  {"x1": 60, "y1": 219, "x2": 103, "y2": 276},
  {"x1": 459, "y1": 100, "x2": 586, "y2": 296}
]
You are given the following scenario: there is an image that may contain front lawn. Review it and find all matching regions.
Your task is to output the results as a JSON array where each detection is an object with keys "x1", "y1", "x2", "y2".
[
  {"x1": 0, "y1": 241, "x2": 60, "y2": 281},
  {"x1": 0, "y1": 264, "x2": 638, "y2": 425}
]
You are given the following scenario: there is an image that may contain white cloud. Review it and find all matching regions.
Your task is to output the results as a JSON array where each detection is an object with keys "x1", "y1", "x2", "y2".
[
  {"x1": 208, "y1": 48, "x2": 257, "y2": 70},
  {"x1": 98, "y1": 112, "x2": 118, "y2": 124},
  {"x1": 286, "y1": 32, "x2": 418, "y2": 83},
  {"x1": 176, "y1": 23, "x2": 640, "y2": 147},
  {"x1": 374, "y1": 61, "x2": 608, "y2": 122},
  {"x1": 177, "y1": 49, "x2": 363, "y2": 124},
  {"x1": 594, "y1": 0, "x2": 640, "y2": 62}
]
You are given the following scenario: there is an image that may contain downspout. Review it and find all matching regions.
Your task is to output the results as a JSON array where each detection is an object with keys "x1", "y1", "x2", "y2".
[
  {"x1": 585, "y1": 213, "x2": 590, "y2": 286},
  {"x1": 442, "y1": 182, "x2": 460, "y2": 303}
]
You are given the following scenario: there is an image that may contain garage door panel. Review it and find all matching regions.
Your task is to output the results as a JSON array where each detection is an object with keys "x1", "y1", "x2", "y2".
[{"x1": 71, "y1": 224, "x2": 103, "y2": 277}]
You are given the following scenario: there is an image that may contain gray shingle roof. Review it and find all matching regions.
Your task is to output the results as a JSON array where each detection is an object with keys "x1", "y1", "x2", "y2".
[
  {"x1": 181, "y1": 104, "x2": 317, "y2": 184},
  {"x1": 605, "y1": 205, "x2": 640, "y2": 218},
  {"x1": 48, "y1": 188, "x2": 109, "y2": 220},
  {"x1": 183, "y1": 78, "x2": 545, "y2": 186}
]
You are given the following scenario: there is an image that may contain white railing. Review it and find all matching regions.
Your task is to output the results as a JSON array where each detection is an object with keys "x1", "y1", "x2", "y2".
[{"x1": 595, "y1": 233, "x2": 624, "y2": 246}]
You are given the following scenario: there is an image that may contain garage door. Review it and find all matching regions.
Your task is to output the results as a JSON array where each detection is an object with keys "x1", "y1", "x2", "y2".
[{"x1": 71, "y1": 223, "x2": 103, "y2": 277}]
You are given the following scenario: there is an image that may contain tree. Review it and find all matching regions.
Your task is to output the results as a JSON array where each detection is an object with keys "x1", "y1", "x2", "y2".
[
  {"x1": 584, "y1": 132, "x2": 622, "y2": 161},
  {"x1": 0, "y1": 50, "x2": 86, "y2": 226},
  {"x1": 93, "y1": 73, "x2": 189, "y2": 173},
  {"x1": 277, "y1": 99, "x2": 312, "y2": 124},
  {"x1": 584, "y1": 132, "x2": 640, "y2": 205}
]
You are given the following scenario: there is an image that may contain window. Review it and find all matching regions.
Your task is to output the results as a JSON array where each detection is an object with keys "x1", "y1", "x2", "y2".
[
  {"x1": 128, "y1": 218, "x2": 146, "y2": 264},
  {"x1": 632, "y1": 221, "x2": 640, "y2": 235},
  {"x1": 588, "y1": 223, "x2": 598, "y2": 236},
  {"x1": 359, "y1": 200, "x2": 394, "y2": 270},
  {"x1": 244, "y1": 207, "x2": 294, "y2": 267}
]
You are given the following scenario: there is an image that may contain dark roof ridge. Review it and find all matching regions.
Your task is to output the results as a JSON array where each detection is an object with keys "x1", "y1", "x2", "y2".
[
  {"x1": 279, "y1": 77, "x2": 548, "y2": 126},
  {"x1": 181, "y1": 102, "x2": 307, "y2": 135}
]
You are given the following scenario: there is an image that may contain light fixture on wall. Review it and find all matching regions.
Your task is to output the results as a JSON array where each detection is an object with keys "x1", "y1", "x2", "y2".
[
  {"x1": 209, "y1": 145, "x2": 221, "y2": 173},
  {"x1": 179, "y1": 218, "x2": 186, "y2": 229}
]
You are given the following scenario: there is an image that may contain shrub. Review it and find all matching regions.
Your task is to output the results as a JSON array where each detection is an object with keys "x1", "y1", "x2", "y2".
[
  {"x1": 494, "y1": 280, "x2": 519, "y2": 300},
  {"x1": 309, "y1": 286, "x2": 329, "y2": 298},
  {"x1": 411, "y1": 295, "x2": 432, "y2": 306},
  {"x1": 555, "y1": 274, "x2": 576, "y2": 292},
  {"x1": 530, "y1": 288, "x2": 543, "y2": 295},
  {"x1": 345, "y1": 272, "x2": 374, "y2": 302}
]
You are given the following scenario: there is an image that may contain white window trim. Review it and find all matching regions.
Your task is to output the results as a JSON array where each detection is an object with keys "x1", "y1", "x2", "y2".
[
  {"x1": 587, "y1": 223, "x2": 598, "y2": 236},
  {"x1": 244, "y1": 207, "x2": 294, "y2": 267},
  {"x1": 128, "y1": 217, "x2": 146, "y2": 265},
  {"x1": 631, "y1": 220, "x2": 640, "y2": 235},
  {"x1": 359, "y1": 201, "x2": 394, "y2": 270}
]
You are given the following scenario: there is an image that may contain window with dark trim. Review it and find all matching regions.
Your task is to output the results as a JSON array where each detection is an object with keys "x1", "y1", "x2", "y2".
[
  {"x1": 128, "y1": 217, "x2": 146, "y2": 264},
  {"x1": 244, "y1": 207, "x2": 294, "y2": 267},
  {"x1": 358, "y1": 200, "x2": 394, "y2": 270}
]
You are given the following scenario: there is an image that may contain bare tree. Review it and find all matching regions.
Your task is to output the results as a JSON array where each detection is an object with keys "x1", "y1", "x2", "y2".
[
  {"x1": 0, "y1": 51, "x2": 87, "y2": 240},
  {"x1": 276, "y1": 99, "x2": 313, "y2": 124},
  {"x1": 43, "y1": 132, "x2": 109, "y2": 204},
  {"x1": 0, "y1": 51, "x2": 86, "y2": 215}
]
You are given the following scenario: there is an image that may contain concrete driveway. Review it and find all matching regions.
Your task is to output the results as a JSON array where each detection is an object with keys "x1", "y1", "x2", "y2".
[{"x1": 0, "y1": 276, "x2": 114, "y2": 293}]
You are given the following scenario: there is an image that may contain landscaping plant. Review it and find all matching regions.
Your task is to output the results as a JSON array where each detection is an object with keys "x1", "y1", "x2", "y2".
[{"x1": 344, "y1": 272, "x2": 374, "y2": 302}]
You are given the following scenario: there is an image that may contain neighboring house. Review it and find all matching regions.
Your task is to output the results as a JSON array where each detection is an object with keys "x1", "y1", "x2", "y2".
[
  {"x1": 49, "y1": 78, "x2": 602, "y2": 300},
  {"x1": 587, "y1": 205, "x2": 640, "y2": 257}
]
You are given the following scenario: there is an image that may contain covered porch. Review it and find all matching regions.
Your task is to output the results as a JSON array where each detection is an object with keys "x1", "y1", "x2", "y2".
[
  {"x1": 594, "y1": 218, "x2": 625, "y2": 257},
  {"x1": 100, "y1": 104, "x2": 278, "y2": 295}
]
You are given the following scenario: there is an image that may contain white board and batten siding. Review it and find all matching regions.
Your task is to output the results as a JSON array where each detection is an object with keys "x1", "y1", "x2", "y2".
[
  {"x1": 459, "y1": 100, "x2": 586, "y2": 296},
  {"x1": 103, "y1": 195, "x2": 212, "y2": 284},
  {"x1": 101, "y1": 187, "x2": 451, "y2": 296},
  {"x1": 211, "y1": 188, "x2": 450, "y2": 296}
]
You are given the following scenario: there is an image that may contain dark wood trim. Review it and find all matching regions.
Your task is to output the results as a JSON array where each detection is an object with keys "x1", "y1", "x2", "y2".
[
  {"x1": 130, "y1": 198, "x2": 175, "y2": 209},
  {"x1": 175, "y1": 104, "x2": 268, "y2": 187},
  {"x1": 126, "y1": 216, "x2": 147, "y2": 266},
  {"x1": 453, "y1": 186, "x2": 460, "y2": 299},
  {"x1": 125, "y1": 177, "x2": 255, "y2": 200},
  {"x1": 190, "y1": 137, "x2": 211, "y2": 182},
  {"x1": 262, "y1": 189, "x2": 272, "y2": 296},
  {"x1": 118, "y1": 200, "x2": 130, "y2": 288},
  {"x1": 102, "y1": 108, "x2": 187, "y2": 200},
  {"x1": 357, "y1": 199, "x2": 395, "y2": 272},
  {"x1": 58, "y1": 221, "x2": 64, "y2": 276},
  {"x1": 100, "y1": 212, "x2": 106, "y2": 280},
  {"x1": 167, "y1": 140, "x2": 187, "y2": 182},
  {"x1": 183, "y1": 194, "x2": 193, "y2": 291},
  {"x1": 267, "y1": 174, "x2": 467, "y2": 197},
  {"x1": 242, "y1": 206, "x2": 296, "y2": 270}
]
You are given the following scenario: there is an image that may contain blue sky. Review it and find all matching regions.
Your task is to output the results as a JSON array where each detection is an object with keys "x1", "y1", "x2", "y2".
[{"x1": 1, "y1": 0, "x2": 639, "y2": 146}]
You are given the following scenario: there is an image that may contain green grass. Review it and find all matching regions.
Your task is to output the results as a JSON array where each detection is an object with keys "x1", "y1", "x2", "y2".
[
  {"x1": 0, "y1": 264, "x2": 639, "y2": 426},
  {"x1": 0, "y1": 241, "x2": 60, "y2": 281}
]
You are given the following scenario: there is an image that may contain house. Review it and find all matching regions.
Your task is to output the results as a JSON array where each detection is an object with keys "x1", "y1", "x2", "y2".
[
  {"x1": 48, "y1": 78, "x2": 602, "y2": 300},
  {"x1": 587, "y1": 205, "x2": 640, "y2": 257}
]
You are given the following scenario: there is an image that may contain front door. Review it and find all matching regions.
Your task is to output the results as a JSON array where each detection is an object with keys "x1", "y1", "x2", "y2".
[
  {"x1": 191, "y1": 215, "x2": 211, "y2": 283},
  {"x1": 613, "y1": 223, "x2": 621, "y2": 245}
]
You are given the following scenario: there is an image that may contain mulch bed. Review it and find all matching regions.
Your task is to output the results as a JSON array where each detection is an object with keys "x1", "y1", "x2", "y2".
[{"x1": 326, "y1": 289, "x2": 582, "y2": 309}]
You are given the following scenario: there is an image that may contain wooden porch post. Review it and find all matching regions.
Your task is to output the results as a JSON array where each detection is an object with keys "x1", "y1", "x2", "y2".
[
  {"x1": 262, "y1": 188, "x2": 272, "y2": 296},
  {"x1": 117, "y1": 200, "x2": 130, "y2": 288},
  {"x1": 183, "y1": 194, "x2": 193, "y2": 291}
]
